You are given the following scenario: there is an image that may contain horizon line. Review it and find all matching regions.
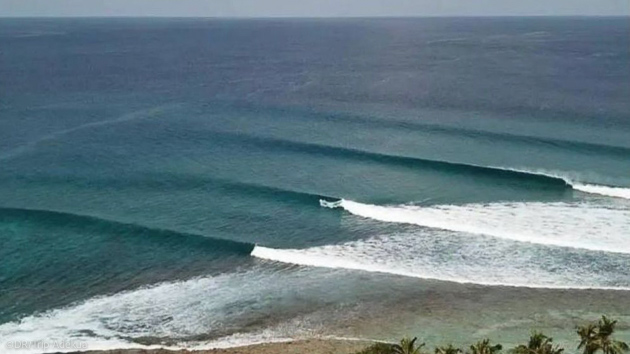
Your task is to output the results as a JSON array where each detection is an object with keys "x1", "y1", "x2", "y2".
[{"x1": 1, "y1": 14, "x2": 629, "y2": 19}]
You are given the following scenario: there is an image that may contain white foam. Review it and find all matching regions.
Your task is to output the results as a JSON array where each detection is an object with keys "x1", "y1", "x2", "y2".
[
  {"x1": 0, "y1": 277, "x2": 215, "y2": 353},
  {"x1": 325, "y1": 199, "x2": 630, "y2": 254},
  {"x1": 252, "y1": 223, "x2": 630, "y2": 290},
  {"x1": 252, "y1": 198, "x2": 630, "y2": 289},
  {"x1": 573, "y1": 183, "x2": 630, "y2": 200},
  {"x1": 0, "y1": 270, "x2": 302, "y2": 354},
  {"x1": 0, "y1": 266, "x2": 371, "y2": 354}
]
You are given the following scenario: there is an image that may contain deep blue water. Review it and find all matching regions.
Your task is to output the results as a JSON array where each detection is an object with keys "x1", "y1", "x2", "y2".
[{"x1": 0, "y1": 17, "x2": 629, "y2": 352}]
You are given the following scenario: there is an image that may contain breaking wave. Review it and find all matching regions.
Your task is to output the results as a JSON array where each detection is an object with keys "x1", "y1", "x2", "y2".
[
  {"x1": 252, "y1": 199, "x2": 630, "y2": 290},
  {"x1": 572, "y1": 183, "x2": 630, "y2": 200},
  {"x1": 503, "y1": 168, "x2": 630, "y2": 200},
  {"x1": 318, "y1": 199, "x2": 630, "y2": 254},
  {"x1": 252, "y1": 241, "x2": 630, "y2": 290}
]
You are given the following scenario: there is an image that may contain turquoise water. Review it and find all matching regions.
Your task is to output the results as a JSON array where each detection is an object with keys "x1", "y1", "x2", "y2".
[{"x1": 0, "y1": 17, "x2": 629, "y2": 352}]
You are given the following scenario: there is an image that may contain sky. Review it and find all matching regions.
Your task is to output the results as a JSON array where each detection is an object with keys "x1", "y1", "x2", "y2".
[{"x1": 0, "y1": 0, "x2": 628, "y2": 17}]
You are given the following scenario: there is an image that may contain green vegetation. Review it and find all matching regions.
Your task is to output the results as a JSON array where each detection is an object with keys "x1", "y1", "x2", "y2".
[
  {"x1": 436, "y1": 344, "x2": 463, "y2": 354},
  {"x1": 393, "y1": 337, "x2": 426, "y2": 354},
  {"x1": 470, "y1": 339, "x2": 503, "y2": 354},
  {"x1": 577, "y1": 316, "x2": 629, "y2": 354},
  {"x1": 356, "y1": 342, "x2": 396, "y2": 354},
  {"x1": 356, "y1": 316, "x2": 628, "y2": 354},
  {"x1": 511, "y1": 332, "x2": 563, "y2": 354}
]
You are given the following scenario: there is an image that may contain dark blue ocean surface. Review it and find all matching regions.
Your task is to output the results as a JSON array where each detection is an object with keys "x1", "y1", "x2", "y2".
[{"x1": 0, "y1": 17, "x2": 629, "y2": 351}]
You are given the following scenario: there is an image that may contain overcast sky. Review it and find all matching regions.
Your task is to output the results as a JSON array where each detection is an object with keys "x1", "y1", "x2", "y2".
[{"x1": 1, "y1": 0, "x2": 628, "y2": 17}]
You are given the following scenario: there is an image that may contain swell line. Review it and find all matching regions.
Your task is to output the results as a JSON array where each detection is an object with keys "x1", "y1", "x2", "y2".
[
  {"x1": 326, "y1": 114, "x2": 630, "y2": 159},
  {"x1": 204, "y1": 131, "x2": 571, "y2": 188},
  {"x1": 204, "y1": 131, "x2": 630, "y2": 199},
  {"x1": 229, "y1": 104, "x2": 630, "y2": 158},
  {"x1": 3, "y1": 173, "x2": 336, "y2": 207},
  {"x1": 0, "y1": 206, "x2": 255, "y2": 255}
]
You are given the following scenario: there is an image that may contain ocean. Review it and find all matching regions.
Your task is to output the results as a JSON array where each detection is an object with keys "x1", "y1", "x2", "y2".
[{"x1": 0, "y1": 17, "x2": 629, "y2": 353}]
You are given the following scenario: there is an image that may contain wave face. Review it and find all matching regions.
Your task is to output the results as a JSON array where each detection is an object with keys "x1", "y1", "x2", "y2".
[
  {"x1": 321, "y1": 199, "x2": 630, "y2": 254},
  {"x1": 502, "y1": 168, "x2": 630, "y2": 200},
  {"x1": 203, "y1": 131, "x2": 573, "y2": 190}
]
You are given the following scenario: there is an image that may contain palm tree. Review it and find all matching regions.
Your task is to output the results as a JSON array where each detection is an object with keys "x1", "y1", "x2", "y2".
[
  {"x1": 511, "y1": 332, "x2": 564, "y2": 354},
  {"x1": 578, "y1": 324, "x2": 598, "y2": 354},
  {"x1": 577, "y1": 316, "x2": 629, "y2": 354},
  {"x1": 392, "y1": 337, "x2": 426, "y2": 354},
  {"x1": 436, "y1": 344, "x2": 463, "y2": 354},
  {"x1": 598, "y1": 317, "x2": 617, "y2": 338},
  {"x1": 470, "y1": 339, "x2": 503, "y2": 354}
]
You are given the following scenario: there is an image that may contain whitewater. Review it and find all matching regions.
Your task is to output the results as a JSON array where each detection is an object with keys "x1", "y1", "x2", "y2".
[
  {"x1": 320, "y1": 199, "x2": 630, "y2": 254},
  {"x1": 0, "y1": 269, "x2": 317, "y2": 354},
  {"x1": 572, "y1": 183, "x2": 630, "y2": 199},
  {"x1": 251, "y1": 197, "x2": 630, "y2": 290}
]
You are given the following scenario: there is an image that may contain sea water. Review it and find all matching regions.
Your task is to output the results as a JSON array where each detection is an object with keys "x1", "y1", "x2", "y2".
[{"x1": 1, "y1": 17, "x2": 629, "y2": 353}]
